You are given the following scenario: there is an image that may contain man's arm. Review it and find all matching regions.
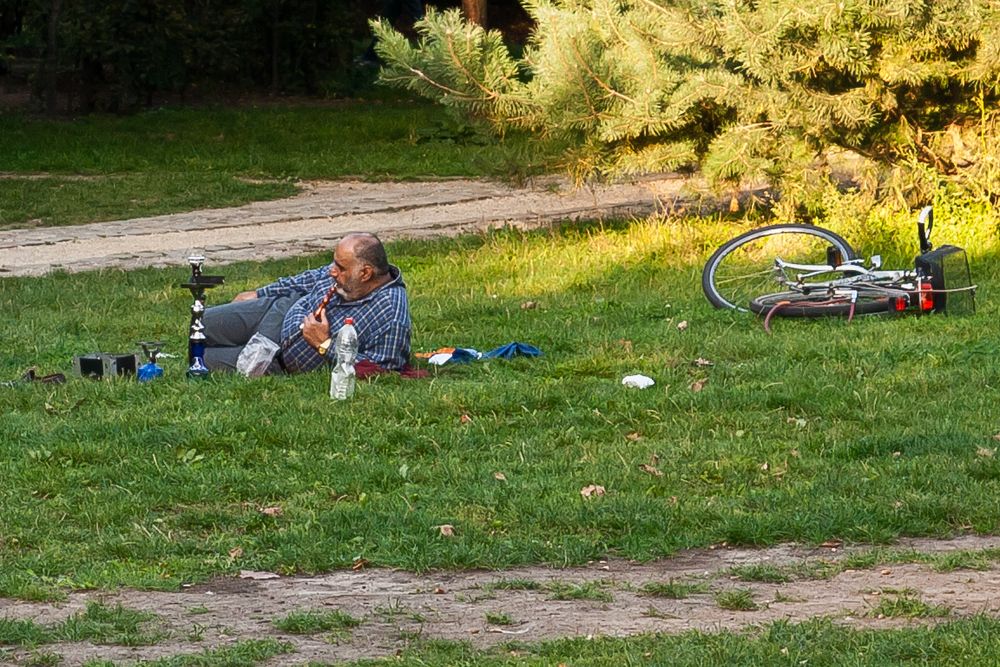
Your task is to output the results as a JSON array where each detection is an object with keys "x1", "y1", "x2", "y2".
[
  {"x1": 231, "y1": 290, "x2": 258, "y2": 302},
  {"x1": 251, "y1": 265, "x2": 332, "y2": 299}
]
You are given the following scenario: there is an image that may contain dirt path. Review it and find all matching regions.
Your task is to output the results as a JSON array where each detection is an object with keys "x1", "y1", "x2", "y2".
[
  {"x1": 0, "y1": 176, "x2": 694, "y2": 277},
  {"x1": 4, "y1": 536, "x2": 1000, "y2": 665}
]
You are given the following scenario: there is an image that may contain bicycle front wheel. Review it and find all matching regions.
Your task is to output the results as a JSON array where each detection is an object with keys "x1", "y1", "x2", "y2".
[
  {"x1": 702, "y1": 225, "x2": 857, "y2": 311},
  {"x1": 748, "y1": 291, "x2": 891, "y2": 317}
]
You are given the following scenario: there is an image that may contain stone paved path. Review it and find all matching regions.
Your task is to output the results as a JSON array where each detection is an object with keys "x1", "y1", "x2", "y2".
[{"x1": 0, "y1": 176, "x2": 691, "y2": 277}]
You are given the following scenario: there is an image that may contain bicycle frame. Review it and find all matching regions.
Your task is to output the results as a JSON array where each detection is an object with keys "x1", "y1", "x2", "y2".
[{"x1": 772, "y1": 257, "x2": 917, "y2": 294}]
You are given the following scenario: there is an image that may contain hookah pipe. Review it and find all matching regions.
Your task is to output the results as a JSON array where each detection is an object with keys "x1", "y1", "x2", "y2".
[
  {"x1": 301, "y1": 281, "x2": 340, "y2": 332},
  {"x1": 312, "y1": 283, "x2": 338, "y2": 321}
]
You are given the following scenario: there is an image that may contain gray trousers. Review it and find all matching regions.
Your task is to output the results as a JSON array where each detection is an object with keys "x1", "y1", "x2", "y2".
[{"x1": 201, "y1": 294, "x2": 301, "y2": 373}]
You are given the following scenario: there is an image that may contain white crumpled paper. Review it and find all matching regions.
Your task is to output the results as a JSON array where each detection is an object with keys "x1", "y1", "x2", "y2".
[
  {"x1": 621, "y1": 374, "x2": 655, "y2": 389},
  {"x1": 428, "y1": 353, "x2": 453, "y2": 366}
]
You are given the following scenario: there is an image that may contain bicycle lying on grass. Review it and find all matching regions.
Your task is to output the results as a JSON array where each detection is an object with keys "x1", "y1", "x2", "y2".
[{"x1": 701, "y1": 206, "x2": 976, "y2": 330}]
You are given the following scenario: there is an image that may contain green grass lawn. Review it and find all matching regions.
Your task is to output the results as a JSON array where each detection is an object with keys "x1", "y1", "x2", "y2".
[
  {"x1": 342, "y1": 617, "x2": 1000, "y2": 666},
  {"x1": 0, "y1": 99, "x2": 540, "y2": 229},
  {"x1": 1, "y1": 214, "x2": 998, "y2": 601}
]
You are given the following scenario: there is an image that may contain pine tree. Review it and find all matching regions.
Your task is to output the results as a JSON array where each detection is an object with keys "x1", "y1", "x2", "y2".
[{"x1": 373, "y1": 0, "x2": 1000, "y2": 204}]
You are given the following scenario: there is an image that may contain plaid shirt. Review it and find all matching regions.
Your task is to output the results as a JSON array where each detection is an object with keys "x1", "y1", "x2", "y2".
[{"x1": 256, "y1": 264, "x2": 411, "y2": 373}]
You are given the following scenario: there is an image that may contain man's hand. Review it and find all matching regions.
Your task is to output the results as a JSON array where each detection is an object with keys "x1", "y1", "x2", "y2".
[
  {"x1": 301, "y1": 307, "x2": 331, "y2": 349},
  {"x1": 232, "y1": 290, "x2": 259, "y2": 303}
]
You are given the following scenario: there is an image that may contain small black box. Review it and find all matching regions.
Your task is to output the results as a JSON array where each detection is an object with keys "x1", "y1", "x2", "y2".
[
  {"x1": 73, "y1": 353, "x2": 138, "y2": 379},
  {"x1": 915, "y1": 245, "x2": 975, "y2": 315}
]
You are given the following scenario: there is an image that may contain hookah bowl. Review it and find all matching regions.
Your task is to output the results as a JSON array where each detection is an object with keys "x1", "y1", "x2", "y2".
[{"x1": 137, "y1": 340, "x2": 165, "y2": 382}]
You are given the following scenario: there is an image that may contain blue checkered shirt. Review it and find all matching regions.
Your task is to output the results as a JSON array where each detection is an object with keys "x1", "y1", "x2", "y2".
[{"x1": 256, "y1": 264, "x2": 411, "y2": 373}]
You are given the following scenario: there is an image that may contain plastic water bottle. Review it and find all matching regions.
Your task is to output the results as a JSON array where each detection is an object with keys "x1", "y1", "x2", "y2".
[{"x1": 330, "y1": 317, "x2": 358, "y2": 400}]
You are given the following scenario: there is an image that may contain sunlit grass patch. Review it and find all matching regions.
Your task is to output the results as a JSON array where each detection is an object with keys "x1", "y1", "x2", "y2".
[
  {"x1": 640, "y1": 580, "x2": 710, "y2": 599},
  {"x1": 329, "y1": 616, "x2": 1000, "y2": 665},
  {"x1": 867, "y1": 591, "x2": 951, "y2": 619},
  {"x1": 729, "y1": 564, "x2": 792, "y2": 583},
  {"x1": 486, "y1": 579, "x2": 543, "y2": 592},
  {"x1": 485, "y1": 611, "x2": 515, "y2": 626},
  {"x1": 273, "y1": 609, "x2": 363, "y2": 634},
  {"x1": 0, "y1": 602, "x2": 163, "y2": 648},
  {"x1": 715, "y1": 589, "x2": 759, "y2": 611}
]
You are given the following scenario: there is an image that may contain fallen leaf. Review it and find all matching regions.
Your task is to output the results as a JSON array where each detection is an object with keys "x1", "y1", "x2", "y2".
[
  {"x1": 668, "y1": 496, "x2": 679, "y2": 505},
  {"x1": 352, "y1": 558, "x2": 369, "y2": 571},
  {"x1": 521, "y1": 301, "x2": 538, "y2": 310},
  {"x1": 881, "y1": 569, "x2": 892, "y2": 575},
  {"x1": 892, "y1": 451, "x2": 902, "y2": 458},
  {"x1": 786, "y1": 417, "x2": 807, "y2": 428},
  {"x1": 760, "y1": 462, "x2": 769, "y2": 471},
  {"x1": 228, "y1": 547, "x2": 244, "y2": 560},
  {"x1": 437, "y1": 524, "x2": 455, "y2": 537},
  {"x1": 493, "y1": 471, "x2": 507, "y2": 481},
  {"x1": 460, "y1": 414, "x2": 473, "y2": 424},
  {"x1": 676, "y1": 320, "x2": 689, "y2": 331},
  {"x1": 690, "y1": 378, "x2": 707, "y2": 392},
  {"x1": 693, "y1": 357, "x2": 714, "y2": 367},
  {"x1": 790, "y1": 449, "x2": 800, "y2": 457},
  {"x1": 625, "y1": 432, "x2": 642, "y2": 441},
  {"x1": 434, "y1": 587, "x2": 446, "y2": 594},
  {"x1": 977, "y1": 447, "x2": 995, "y2": 458},
  {"x1": 260, "y1": 506, "x2": 282, "y2": 516},
  {"x1": 580, "y1": 484, "x2": 606, "y2": 498},
  {"x1": 639, "y1": 464, "x2": 663, "y2": 477},
  {"x1": 618, "y1": 338, "x2": 633, "y2": 353}
]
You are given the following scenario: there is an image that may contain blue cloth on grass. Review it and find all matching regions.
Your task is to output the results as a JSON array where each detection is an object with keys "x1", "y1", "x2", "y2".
[{"x1": 481, "y1": 342, "x2": 542, "y2": 359}]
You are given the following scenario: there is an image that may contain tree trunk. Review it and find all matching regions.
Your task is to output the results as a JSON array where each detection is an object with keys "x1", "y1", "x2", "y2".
[
  {"x1": 461, "y1": 0, "x2": 486, "y2": 26},
  {"x1": 43, "y1": 0, "x2": 62, "y2": 114}
]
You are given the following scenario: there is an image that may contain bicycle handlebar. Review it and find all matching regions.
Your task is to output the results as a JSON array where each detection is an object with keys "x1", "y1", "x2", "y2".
[{"x1": 917, "y1": 205, "x2": 933, "y2": 254}]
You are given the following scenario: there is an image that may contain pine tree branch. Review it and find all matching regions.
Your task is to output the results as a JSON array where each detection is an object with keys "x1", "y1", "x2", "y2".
[
  {"x1": 382, "y1": 66, "x2": 480, "y2": 101},
  {"x1": 549, "y1": 27, "x2": 601, "y2": 122},
  {"x1": 567, "y1": 38, "x2": 636, "y2": 106},
  {"x1": 443, "y1": 31, "x2": 504, "y2": 101}
]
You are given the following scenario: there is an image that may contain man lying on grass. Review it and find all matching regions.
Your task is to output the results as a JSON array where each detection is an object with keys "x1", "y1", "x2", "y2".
[{"x1": 202, "y1": 232, "x2": 411, "y2": 375}]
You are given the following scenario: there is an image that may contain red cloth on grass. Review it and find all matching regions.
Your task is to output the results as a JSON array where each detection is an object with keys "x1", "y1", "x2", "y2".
[{"x1": 355, "y1": 360, "x2": 430, "y2": 380}]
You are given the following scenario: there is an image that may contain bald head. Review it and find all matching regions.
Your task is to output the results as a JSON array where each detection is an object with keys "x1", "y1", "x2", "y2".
[{"x1": 340, "y1": 233, "x2": 389, "y2": 276}]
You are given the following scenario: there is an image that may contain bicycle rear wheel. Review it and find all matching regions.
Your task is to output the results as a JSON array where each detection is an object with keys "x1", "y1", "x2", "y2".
[
  {"x1": 748, "y1": 291, "x2": 891, "y2": 317},
  {"x1": 702, "y1": 225, "x2": 857, "y2": 311}
]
